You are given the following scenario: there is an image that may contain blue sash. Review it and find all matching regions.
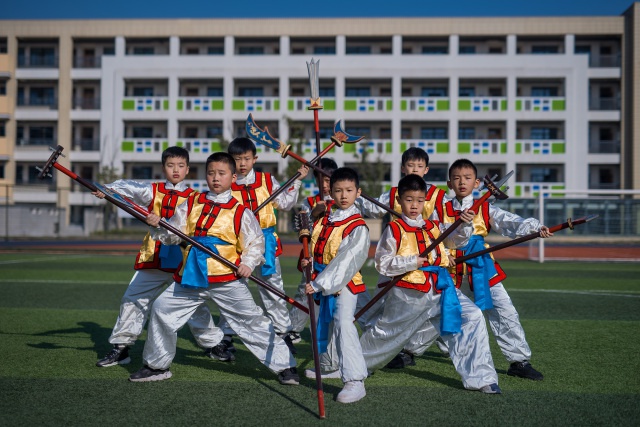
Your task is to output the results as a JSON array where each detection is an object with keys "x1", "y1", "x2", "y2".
[
  {"x1": 313, "y1": 262, "x2": 336, "y2": 353},
  {"x1": 158, "y1": 244, "x2": 183, "y2": 269},
  {"x1": 421, "y1": 266, "x2": 462, "y2": 335},
  {"x1": 459, "y1": 235, "x2": 496, "y2": 310},
  {"x1": 180, "y1": 236, "x2": 231, "y2": 289},
  {"x1": 261, "y1": 226, "x2": 277, "y2": 276}
]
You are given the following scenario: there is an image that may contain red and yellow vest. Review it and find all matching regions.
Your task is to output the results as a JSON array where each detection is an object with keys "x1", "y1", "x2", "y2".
[
  {"x1": 231, "y1": 171, "x2": 282, "y2": 257},
  {"x1": 389, "y1": 184, "x2": 446, "y2": 220},
  {"x1": 174, "y1": 193, "x2": 247, "y2": 284},
  {"x1": 297, "y1": 194, "x2": 335, "y2": 271},
  {"x1": 441, "y1": 200, "x2": 507, "y2": 289},
  {"x1": 134, "y1": 183, "x2": 194, "y2": 272},
  {"x1": 310, "y1": 212, "x2": 368, "y2": 295},
  {"x1": 386, "y1": 218, "x2": 450, "y2": 293}
]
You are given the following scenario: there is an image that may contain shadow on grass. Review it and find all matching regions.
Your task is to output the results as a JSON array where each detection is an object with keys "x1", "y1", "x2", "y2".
[
  {"x1": 25, "y1": 321, "x2": 112, "y2": 357},
  {"x1": 256, "y1": 377, "x2": 342, "y2": 420}
]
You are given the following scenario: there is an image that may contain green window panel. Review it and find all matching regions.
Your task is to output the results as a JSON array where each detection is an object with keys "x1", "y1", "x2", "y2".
[
  {"x1": 515, "y1": 100, "x2": 522, "y2": 111},
  {"x1": 386, "y1": 100, "x2": 393, "y2": 110},
  {"x1": 458, "y1": 100, "x2": 471, "y2": 111},
  {"x1": 287, "y1": 100, "x2": 294, "y2": 111},
  {"x1": 515, "y1": 142, "x2": 522, "y2": 154},
  {"x1": 552, "y1": 142, "x2": 565, "y2": 154},
  {"x1": 552, "y1": 99, "x2": 565, "y2": 111},
  {"x1": 176, "y1": 141, "x2": 185, "y2": 147},
  {"x1": 122, "y1": 100, "x2": 135, "y2": 110},
  {"x1": 436, "y1": 142, "x2": 449, "y2": 153},
  {"x1": 322, "y1": 142, "x2": 332, "y2": 150},
  {"x1": 501, "y1": 100, "x2": 507, "y2": 111},
  {"x1": 121, "y1": 141, "x2": 135, "y2": 152},
  {"x1": 177, "y1": 100, "x2": 184, "y2": 111},
  {"x1": 400, "y1": 142, "x2": 408, "y2": 152},
  {"x1": 210, "y1": 141, "x2": 224, "y2": 151},
  {"x1": 162, "y1": 141, "x2": 169, "y2": 151},
  {"x1": 232, "y1": 100, "x2": 245, "y2": 111},
  {"x1": 146, "y1": 105, "x2": 152, "y2": 111},
  {"x1": 212, "y1": 100, "x2": 224, "y2": 110},
  {"x1": 369, "y1": 106, "x2": 375, "y2": 111},
  {"x1": 274, "y1": 100, "x2": 280, "y2": 111},
  {"x1": 437, "y1": 100, "x2": 449, "y2": 111},
  {"x1": 163, "y1": 100, "x2": 169, "y2": 110},
  {"x1": 551, "y1": 185, "x2": 565, "y2": 197},
  {"x1": 325, "y1": 99, "x2": 336, "y2": 110},
  {"x1": 501, "y1": 142, "x2": 507, "y2": 154},
  {"x1": 514, "y1": 185, "x2": 522, "y2": 197},
  {"x1": 385, "y1": 142, "x2": 392, "y2": 153},
  {"x1": 344, "y1": 100, "x2": 357, "y2": 111},
  {"x1": 400, "y1": 100, "x2": 408, "y2": 111},
  {"x1": 344, "y1": 143, "x2": 357, "y2": 153},
  {"x1": 458, "y1": 142, "x2": 471, "y2": 154}
]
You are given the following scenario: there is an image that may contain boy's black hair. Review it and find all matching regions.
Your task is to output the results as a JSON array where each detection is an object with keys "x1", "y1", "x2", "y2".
[
  {"x1": 228, "y1": 137, "x2": 257, "y2": 156},
  {"x1": 397, "y1": 174, "x2": 427, "y2": 197},
  {"x1": 401, "y1": 147, "x2": 430, "y2": 167},
  {"x1": 315, "y1": 158, "x2": 338, "y2": 178},
  {"x1": 330, "y1": 167, "x2": 359, "y2": 189},
  {"x1": 162, "y1": 146, "x2": 190, "y2": 166},
  {"x1": 206, "y1": 152, "x2": 236, "y2": 175},
  {"x1": 448, "y1": 158, "x2": 478, "y2": 179}
]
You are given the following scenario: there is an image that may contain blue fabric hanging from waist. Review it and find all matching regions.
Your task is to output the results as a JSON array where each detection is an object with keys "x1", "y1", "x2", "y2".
[
  {"x1": 181, "y1": 236, "x2": 231, "y2": 289},
  {"x1": 313, "y1": 262, "x2": 336, "y2": 353},
  {"x1": 459, "y1": 235, "x2": 496, "y2": 310},
  {"x1": 158, "y1": 244, "x2": 183, "y2": 269},
  {"x1": 261, "y1": 226, "x2": 278, "y2": 276},
  {"x1": 421, "y1": 266, "x2": 461, "y2": 335}
]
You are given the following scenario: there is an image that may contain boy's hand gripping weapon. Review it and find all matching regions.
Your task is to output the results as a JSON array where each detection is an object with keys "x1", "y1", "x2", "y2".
[
  {"x1": 295, "y1": 212, "x2": 326, "y2": 419},
  {"x1": 353, "y1": 174, "x2": 509, "y2": 321},
  {"x1": 38, "y1": 146, "x2": 308, "y2": 314}
]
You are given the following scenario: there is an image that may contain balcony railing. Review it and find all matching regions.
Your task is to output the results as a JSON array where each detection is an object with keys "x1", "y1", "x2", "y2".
[
  {"x1": 73, "y1": 97, "x2": 101, "y2": 110},
  {"x1": 514, "y1": 182, "x2": 565, "y2": 198},
  {"x1": 231, "y1": 97, "x2": 280, "y2": 112},
  {"x1": 287, "y1": 97, "x2": 336, "y2": 111},
  {"x1": 17, "y1": 137, "x2": 57, "y2": 146},
  {"x1": 457, "y1": 139, "x2": 507, "y2": 155},
  {"x1": 72, "y1": 138, "x2": 100, "y2": 151},
  {"x1": 590, "y1": 54, "x2": 621, "y2": 68},
  {"x1": 344, "y1": 97, "x2": 392, "y2": 112},
  {"x1": 588, "y1": 139, "x2": 620, "y2": 154},
  {"x1": 17, "y1": 97, "x2": 58, "y2": 109},
  {"x1": 176, "y1": 97, "x2": 224, "y2": 111},
  {"x1": 588, "y1": 182, "x2": 620, "y2": 190},
  {"x1": 400, "y1": 97, "x2": 449, "y2": 112},
  {"x1": 122, "y1": 97, "x2": 169, "y2": 111},
  {"x1": 589, "y1": 97, "x2": 620, "y2": 111},
  {"x1": 515, "y1": 139, "x2": 565, "y2": 155},
  {"x1": 73, "y1": 56, "x2": 103, "y2": 68},
  {"x1": 458, "y1": 97, "x2": 507, "y2": 112},
  {"x1": 120, "y1": 138, "x2": 169, "y2": 153},
  {"x1": 399, "y1": 139, "x2": 450, "y2": 155},
  {"x1": 515, "y1": 97, "x2": 565, "y2": 112},
  {"x1": 17, "y1": 55, "x2": 59, "y2": 68},
  {"x1": 174, "y1": 138, "x2": 225, "y2": 153}
]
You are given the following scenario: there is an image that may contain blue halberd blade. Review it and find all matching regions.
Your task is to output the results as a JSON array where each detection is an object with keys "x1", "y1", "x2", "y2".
[{"x1": 246, "y1": 113, "x2": 282, "y2": 151}]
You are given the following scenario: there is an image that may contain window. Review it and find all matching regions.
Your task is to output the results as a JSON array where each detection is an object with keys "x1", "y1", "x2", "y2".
[
  {"x1": 379, "y1": 128, "x2": 391, "y2": 139},
  {"x1": 487, "y1": 128, "x2": 503, "y2": 139},
  {"x1": 184, "y1": 127, "x2": 198, "y2": 138},
  {"x1": 422, "y1": 46, "x2": 447, "y2": 54},
  {"x1": 319, "y1": 87, "x2": 335, "y2": 97},
  {"x1": 575, "y1": 45, "x2": 591, "y2": 55},
  {"x1": 290, "y1": 87, "x2": 304, "y2": 96},
  {"x1": 0, "y1": 162, "x2": 4, "y2": 179},
  {"x1": 346, "y1": 46, "x2": 371, "y2": 54},
  {"x1": 380, "y1": 88, "x2": 391, "y2": 97},
  {"x1": 458, "y1": 127, "x2": 475, "y2": 139},
  {"x1": 29, "y1": 126, "x2": 54, "y2": 142},
  {"x1": 459, "y1": 87, "x2": 475, "y2": 97},
  {"x1": 30, "y1": 47, "x2": 56, "y2": 66},
  {"x1": 530, "y1": 127, "x2": 558, "y2": 140},
  {"x1": 314, "y1": 46, "x2": 335, "y2": 54},
  {"x1": 185, "y1": 87, "x2": 199, "y2": 97},
  {"x1": 421, "y1": 127, "x2": 447, "y2": 139},
  {"x1": 0, "y1": 81, "x2": 5, "y2": 95},
  {"x1": 346, "y1": 127, "x2": 370, "y2": 137},
  {"x1": 459, "y1": 46, "x2": 476, "y2": 54},
  {"x1": 428, "y1": 165, "x2": 448, "y2": 181},
  {"x1": 291, "y1": 47, "x2": 305, "y2": 54},
  {"x1": 488, "y1": 87, "x2": 503, "y2": 96},
  {"x1": 530, "y1": 167, "x2": 558, "y2": 182},
  {"x1": 345, "y1": 87, "x2": 370, "y2": 97},
  {"x1": 599, "y1": 168, "x2": 614, "y2": 184},
  {"x1": 380, "y1": 47, "x2": 392, "y2": 54},
  {"x1": 132, "y1": 87, "x2": 154, "y2": 97},
  {"x1": 103, "y1": 46, "x2": 115, "y2": 55},
  {"x1": 531, "y1": 87, "x2": 558, "y2": 97},
  {"x1": 0, "y1": 121, "x2": 5, "y2": 137},
  {"x1": 185, "y1": 47, "x2": 199, "y2": 55},
  {"x1": 238, "y1": 46, "x2": 264, "y2": 55},
  {"x1": 238, "y1": 87, "x2": 263, "y2": 97},
  {"x1": 488, "y1": 47, "x2": 503, "y2": 54},
  {"x1": 132, "y1": 46, "x2": 155, "y2": 55},
  {"x1": 206, "y1": 126, "x2": 222, "y2": 138},
  {"x1": 318, "y1": 127, "x2": 333, "y2": 139},
  {"x1": 401, "y1": 127, "x2": 411, "y2": 139},
  {"x1": 207, "y1": 46, "x2": 224, "y2": 55},
  {"x1": 132, "y1": 127, "x2": 153, "y2": 138},
  {"x1": 599, "y1": 127, "x2": 613, "y2": 141},
  {"x1": 600, "y1": 46, "x2": 612, "y2": 55},
  {"x1": 531, "y1": 45, "x2": 559, "y2": 54},
  {"x1": 31, "y1": 87, "x2": 55, "y2": 105},
  {"x1": 132, "y1": 166, "x2": 153, "y2": 179},
  {"x1": 421, "y1": 87, "x2": 447, "y2": 97},
  {"x1": 207, "y1": 87, "x2": 223, "y2": 97}
]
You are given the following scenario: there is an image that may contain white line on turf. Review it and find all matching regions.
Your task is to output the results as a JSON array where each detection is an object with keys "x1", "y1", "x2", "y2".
[
  {"x1": 0, "y1": 255, "x2": 91, "y2": 265},
  {"x1": 0, "y1": 279, "x2": 125, "y2": 285},
  {"x1": 509, "y1": 289, "x2": 640, "y2": 298}
]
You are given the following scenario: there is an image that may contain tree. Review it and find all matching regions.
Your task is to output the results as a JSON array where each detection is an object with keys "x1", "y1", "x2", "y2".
[{"x1": 353, "y1": 144, "x2": 387, "y2": 198}]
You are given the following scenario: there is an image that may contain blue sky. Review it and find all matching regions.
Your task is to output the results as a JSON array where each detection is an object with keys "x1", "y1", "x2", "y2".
[{"x1": 0, "y1": 0, "x2": 636, "y2": 19}]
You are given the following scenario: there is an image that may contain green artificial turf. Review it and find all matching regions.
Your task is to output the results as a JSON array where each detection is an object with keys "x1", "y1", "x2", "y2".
[{"x1": 1, "y1": 254, "x2": 639, "y2": 426}]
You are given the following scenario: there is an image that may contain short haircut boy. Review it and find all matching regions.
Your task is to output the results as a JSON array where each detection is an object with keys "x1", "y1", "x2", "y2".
[
  {"x1": 162, "y1": 146, "x2": 190, "y2": 166},
  {"x1": 448, "y1": 158, "x2": 477, "y2": 179},
  {"x1": 330, "y1": 167, "x2": 359, "y2": 189},
  {"x1": 397, "y1": 174, "x2": 428, "y2": 196},
  {"x1": 228, "y1": 137, "x2": 257, "y2": 156},
  {"x1": 401, "y1": 147, "x2": 430, "y2": 167},
  {"x1": 316, "y1": 158, "x2": 338, "y2": 178},
  {"x1": 206, "y1": 152, "x2": 237, "y2": 174}
]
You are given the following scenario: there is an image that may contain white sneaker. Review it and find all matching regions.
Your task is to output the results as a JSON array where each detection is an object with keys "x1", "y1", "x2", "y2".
[
  {"x1": 337, "y1": 380, "x2": 366, "y2": 403},
  {"x1": 304, "y1": 368, "x2": 341, "y2": 379}
]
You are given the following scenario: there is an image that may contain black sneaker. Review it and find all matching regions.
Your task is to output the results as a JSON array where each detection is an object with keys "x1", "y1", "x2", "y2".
[
  {"x1": 287, "y1": 331, "x2": 302, "y2": 344},
  {"x1": 223, "y1": 335, "x2": 236, "y2": 353},
  {"x1": 507, "y1": 361, "x2": 544, "y2": 381},
  {"x1": 385, "y1": 351, "x2": 415, "y2": 369},
  {"x1": 205, "y1": 343, "x2": 235, "y2": 362},
  {"x1": 279, "y1": 332, "x2": 298, "y2": 355},
  {"x1": 96, "y1": 344, "x2": 130, "y2": 367},
  {"x1": 278, "y1": 367, "x2": 300, "y2": 385},
  {"x1": 129, "y1": 365, "x2": 172, "y2": 382}
]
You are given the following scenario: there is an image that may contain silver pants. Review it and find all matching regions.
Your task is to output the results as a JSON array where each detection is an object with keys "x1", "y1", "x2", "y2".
[
  {"x1": 361, "y1": 286, "x2": 498, "y2": 390},
  {"x1": 319, "y1": 289, "x2": 369, "y2": 383},
  {"x1": 219, "y1": 257, "x2": 292, "y2": 335},
  {"x1": 109, "y1": 269, "x2": 217, "y2": 347},
  {"x1": 143, "y1": 279, "x2": 296, "y2": 373}
]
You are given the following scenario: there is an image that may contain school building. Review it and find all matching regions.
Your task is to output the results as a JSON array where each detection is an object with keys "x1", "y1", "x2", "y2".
[{"x1": 0, "y1": 3, "x2": 638, "y2": 235}]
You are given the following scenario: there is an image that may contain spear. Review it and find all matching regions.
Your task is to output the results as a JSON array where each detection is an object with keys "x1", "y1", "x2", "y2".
[
  {"x1": 353, "y1": 174, "x2": 509, "y2": 321},
  {"x1": 37, "y1": 145, "x2": 309, "y2": 314},
  {"x1": 454, "y1": 215, "x2": 599, "y2": 264},
  {"x1": 307, "y1": 58, "x2": 323, "y2": 162}
]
